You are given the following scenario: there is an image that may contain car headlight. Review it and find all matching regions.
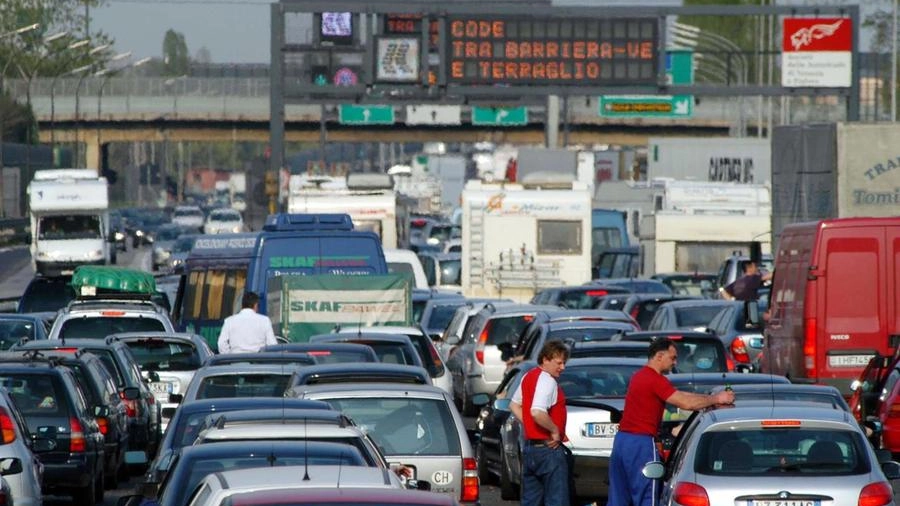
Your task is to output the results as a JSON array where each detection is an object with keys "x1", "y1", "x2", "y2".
[
  {"x1": 114, "y1": 232, "x2": 125, "y2": 241},
  {"x1": 135, "y1": 230, "x2": 145, "y2": 237},
  {"x1": 157, "y1": 250, "x2": 171, "y2": 260},
  {"x1": 232, "y1": 226, "x2": 241, "y2": 233}
]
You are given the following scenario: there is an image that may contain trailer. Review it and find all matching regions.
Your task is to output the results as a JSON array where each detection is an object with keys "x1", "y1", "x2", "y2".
[{"x1": 461, "y1": 180, "x2": 592, "y2": 302}]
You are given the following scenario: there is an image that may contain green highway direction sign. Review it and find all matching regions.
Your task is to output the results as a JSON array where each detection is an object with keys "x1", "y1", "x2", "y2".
[
  {"x1": 471, "y1": 106, "x2": 528, "y2": 126},
  {"x1": 339, "y1": 105, "x2": 395, "y2": 125},
  {"x1": 599, "y1": 50, "x2": 694, "y2": 119}
]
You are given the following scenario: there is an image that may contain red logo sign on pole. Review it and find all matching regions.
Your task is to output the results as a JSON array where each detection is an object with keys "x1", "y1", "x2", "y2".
[{"x1": 781, "y1": 17, "x2": 852, "y2": 88}]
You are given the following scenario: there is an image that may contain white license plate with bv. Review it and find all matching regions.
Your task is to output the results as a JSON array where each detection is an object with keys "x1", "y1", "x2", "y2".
[{"x1": 584, "y1": 422, "x2": 618, "y2": 437}]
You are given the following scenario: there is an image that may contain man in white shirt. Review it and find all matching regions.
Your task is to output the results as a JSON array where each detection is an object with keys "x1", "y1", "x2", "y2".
[{"x1": 216, "y1": 291, "x2": 277, "y2": 354}]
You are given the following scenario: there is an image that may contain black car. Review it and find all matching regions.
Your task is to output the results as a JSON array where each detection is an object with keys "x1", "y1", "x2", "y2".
[
  {"x1": 604, "y1": 293, "x2": 701, "y2": 330},
  {"x1": 310, "y1": 333, "x2": 425, "y2": 368},
  {"x1": 17, "y1": 276, "x2": 76, "y2": 314},
  {"x1": 146, "y1": 397, "x2": 333, "y2": 482},
  {"x1": 0, "y1": 353, "x2": 106, "y2": 503},
  {"x1": 531, "y1": 285, "x2": 631, "y2": 309},
  {"x1": 610, "y1": 330, "x2": 731, "y2": 373},
  {"x1": 6, "y1": 350, "x2": 134, "y2": 488},
  {"x1": 13, "y1": 337, "x2": 161, "y2": 469}
]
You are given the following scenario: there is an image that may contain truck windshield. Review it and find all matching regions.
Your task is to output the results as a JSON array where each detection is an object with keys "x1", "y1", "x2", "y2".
[{"x1": 39, "y1": 215, "x2": 101, "y2": 240}]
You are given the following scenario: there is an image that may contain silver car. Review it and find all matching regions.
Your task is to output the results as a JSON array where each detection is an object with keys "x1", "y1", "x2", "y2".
[
  {"x1": 111, "y1": 332, "x2": 214, "y2": 430},
  {"x1": 292, "y1": 382, "x2": 479, "y2": 504},
  {"x1": 659, "y1": 403, "x2": 900, "y2": 506},
  {"x1": 0, "y1": 388, "x2": 43, "y2": 506}
]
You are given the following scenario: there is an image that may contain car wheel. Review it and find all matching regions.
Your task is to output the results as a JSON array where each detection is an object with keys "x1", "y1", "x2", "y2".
[
  {"x1": 499, "y1": 449, "x2": 520, "y2": 500},
  {"x1": 476, "y1": 441, "x2": 496, "y2": 485}
]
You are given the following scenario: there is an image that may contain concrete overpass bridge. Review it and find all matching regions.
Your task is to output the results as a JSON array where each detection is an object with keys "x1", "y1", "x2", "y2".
[{"x1": 6, "y1": 76, "x2": 846, "y2": 170}]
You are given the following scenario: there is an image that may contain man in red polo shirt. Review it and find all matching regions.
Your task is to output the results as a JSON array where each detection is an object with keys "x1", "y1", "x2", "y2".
[
  {"x1": 607, "y1": 337, "x2": 734, "y2": 506},
  {"x1": 510, "y1": 340, "x2": 570, "y2": 506}
]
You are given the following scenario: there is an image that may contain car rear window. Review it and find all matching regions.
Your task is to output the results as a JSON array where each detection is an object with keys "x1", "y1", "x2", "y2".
[
  {"x1": 486, "y1": 316, "x2": 532, "y2": 346},
  {"x1": 695, "y1": 428, "x2": 870, "y2": 476},
  {"x1": 197, "y1": 374, "x2": 291, "y2": 399},
  {"x1": 674, "y1": 306, "x2": 725, "y2": 329},
  {"x1": 0, "y1": 320, "x2": 36, "y2": 350},
  {"x1": 126, "y1": 340, "x2": 202, "y2": 371},
  {"x1": 426, "y1": 303, "x2": 464, "y2": 333},
  {"x1": 325, "y1": 397, "x2": 461, "y2": 456},
  {"x1": 559, "y1": 363, "x2": 640, "y2": 398},
  {"x1": 300, "y1": 350, "x2": 374, "y2": 364},
  {"x1": 406, "y1": 334, "x2": 445, "y2": 377},
  {"x1": 1, "y1": 373, "x2": 69, "y2": 416},
  {"x1": 58, "y1": 317, "x2": 166, "y2": 340},
  {"x1": 363, "y1": 342, "x2": 419, "y2": 366},
  {"x1": 548, "y1": 326, "x2": 626, "y2": 343},
  {"x1": 558, "y1": 289, "x2": 620, "y2": 309},
  {"x1": 670, "y1": 339, "x2": 728, "y2": 373}
]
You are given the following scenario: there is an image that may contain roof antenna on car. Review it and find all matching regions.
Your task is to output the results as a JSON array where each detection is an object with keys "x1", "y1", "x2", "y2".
[{"x1": 302, "y1": 417, "x2": 310, "y2": 481}]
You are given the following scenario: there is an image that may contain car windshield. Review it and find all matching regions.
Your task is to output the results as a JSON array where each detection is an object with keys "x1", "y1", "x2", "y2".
[
  {"x1": 58, "y1": 317, "x2": 166, "y2": 340},
  {"x1": 559, "y1": 363, "x2": 640, "y2": 397},
  {"x1": 175, "y1": 209, "x2": 203, "y2": 218},
  {"x1": 39, "y1": 215, "x2": 101, "y2": 240},
  {"x1": 674, "y1": 306, "x2": 725, "y2": 328},
  {"x1": 0, "y1": 320, "x2": 36, "y2": 349},
  {"x1": 196, "y1": 374, "x2": 291, "y2": 399},
  {"x1": 426, "y1": 303, "x2": 464, "y2": 333},
  {"x1": 155, "y1": 228, "x2": 182, "y2": 241},
  {"x1": 125, "y1": 340, "x2": 202, "y2": 371},
  {"x1": 325, "y1": 397, "x2": 461, "y2": 456},
  {"x1": 662, "y1": 277, "x2": 715, "y2": 297},
  {"x1": 210, "y1": 211, "x2": 240, "y2": 222},
  {"x1": 173, "y1": 237, "x2": 195, "y2": 253},
  {"x1": 695, "y1": 428, "x2": 869, "y2": 476}
]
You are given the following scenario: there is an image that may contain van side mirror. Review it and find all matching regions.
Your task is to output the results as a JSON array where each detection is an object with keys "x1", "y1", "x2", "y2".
[
  {"x1": 0, "y1": 458, "x2": 22, "y2": 476},
  {"x1": 497, "y1": 342, "x2": 514, "y2": 362},
  {"x1": 94, "y1": 405, "x2": 110, "y2": 418},
  {"x1": 122, "y1": 387, "x2": 141, "y2": 401},
  {"x1": 745, "y1": 301, "x2": 760, "y2": 326}
]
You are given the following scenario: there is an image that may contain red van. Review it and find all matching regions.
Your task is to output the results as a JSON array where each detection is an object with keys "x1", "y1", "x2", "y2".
[{"x1": 762, "y1": 217, "x2": 900, "y2": 395}]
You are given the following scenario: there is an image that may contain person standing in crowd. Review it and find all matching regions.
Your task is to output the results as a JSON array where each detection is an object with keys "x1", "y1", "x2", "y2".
[
  {"x1": 607, "y1": 338, "x2": 735, "y2": 506},
  {"x1": 720, "y1": 260, "x2": 773, "y2": 301},
  {"x1": 216, "y1": 291, "x2": 277, "y2": 354},
  {"x1": 510, "y1": 340, "x2": 571, "y2": 506}
]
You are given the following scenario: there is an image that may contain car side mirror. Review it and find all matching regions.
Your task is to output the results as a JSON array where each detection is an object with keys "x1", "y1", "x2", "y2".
[
  {"x1": 641, "y1": 461, "x2": 665, "y2": 479},
  {"x1": 94, "y1": 405, "x2": 110, "y2": 418},
  {"x1": 445, "y1": 334, "x2": 460, "y2": 345},
  {"x1": 429, "y1": 333, "x2": 443, "y2": 342},
  {"x1": 497, "y1": 342, "x2": 514, "y2": 362},
  {"x1": 122, "y1": 387, "x2": 141, "y2": 401},
  {"x1": 0, "y1": 458, "x2": 22, "y2": 476},
  {"x1": 471, "y1": 393, "x2": 490, "y2": 407},
  {"x1": 493, "y1": 398, "x2": 511, "y2": 411},
  {"x1": 168, "y1": 393, "x2": 183, "y2": 404}
]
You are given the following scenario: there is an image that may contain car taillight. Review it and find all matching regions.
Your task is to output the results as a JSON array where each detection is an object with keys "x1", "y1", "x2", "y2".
[
  {"x1": 120, "y1": 391, "x2": 137, "y2": 418},
  {"x1": 462, "y1": 457, "x2": 479, "y2": 502},
  {"x1": 475, "y1": 321, "x2": 492, "y2": 365},
  {"x1": 0, "y1": 408, "x2": 15, "y2": 444},
  {"x1": 726, "y1": 356, "x2": 735, "y2": 371},
  {"x1": 889, "y1": 403, "x2": 900, "y2": 419},
  {"x1": 96, "y1": 416, "x2": 109, "y2": 436},
  {"x1": 859, "y1": 481, "x2": 893, "y2": 506},
  {"x1": 630, "y1": 306, "x2": 640, "y2": 320},
  {"x1": 69, "y1": 417, "x2": 86, "y2": 453},
  {"x1": 803, "y1": 316, "x2": 817, "y2": 379},
  {"x1": 730, "y1": 338, "x2": 751, "y2": 363},
  {"x1": 673, "y1": 481, "x2": 709, "y2": 506}
]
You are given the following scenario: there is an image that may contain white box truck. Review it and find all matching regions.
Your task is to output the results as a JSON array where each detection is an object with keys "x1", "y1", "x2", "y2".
[
  {"x1": 27, "y1": 169, "x2": 111, "y2": 275},
  {"x1": 287, "y1": 173, "x2": 408, "y2": 249},
  {"x1": 462, "y1": 180, "x2": 592, "y2": 302}
]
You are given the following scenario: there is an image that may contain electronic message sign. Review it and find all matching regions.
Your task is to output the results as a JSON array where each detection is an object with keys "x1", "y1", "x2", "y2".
[{"x1": 446, "y1": 16, "x2": 658, "y2": 86}]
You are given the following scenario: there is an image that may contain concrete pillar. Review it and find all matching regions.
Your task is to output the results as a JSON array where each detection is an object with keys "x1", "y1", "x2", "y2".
[{"x1": 84, "y1": 131, "x2": 101, "y2": 171}]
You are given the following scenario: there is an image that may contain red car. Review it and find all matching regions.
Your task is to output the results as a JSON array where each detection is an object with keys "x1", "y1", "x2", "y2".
[{"x1": 848, "y1": 352, "x2": 897, "y2": 452}]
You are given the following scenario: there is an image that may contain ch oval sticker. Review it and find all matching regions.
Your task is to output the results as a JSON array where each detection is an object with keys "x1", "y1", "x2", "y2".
[{"x1": 431, "y1": 470, "x2": 453, "y2": 485}]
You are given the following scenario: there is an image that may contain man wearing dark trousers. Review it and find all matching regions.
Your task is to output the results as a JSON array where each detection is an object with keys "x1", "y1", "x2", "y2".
[
  {"x1": 510, "y1": 340, "x2": 570, "y2": 506},
  {"x1": 607, "y1": 337, "x2": 735, "y2": 506}
]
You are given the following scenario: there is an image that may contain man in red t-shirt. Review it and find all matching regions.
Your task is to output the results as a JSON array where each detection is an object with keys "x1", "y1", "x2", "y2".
[
  {"x1": 607, "y1": 337, "x2": 734, "y2": 506},
  {"x1": 510, "y1": 340, "x2": 570, "y2": 506}
]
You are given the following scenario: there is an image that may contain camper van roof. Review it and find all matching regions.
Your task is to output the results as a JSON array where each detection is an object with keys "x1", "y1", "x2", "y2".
[{"x1": 32, "y1": 169, "x2": 102, "y2": 181}]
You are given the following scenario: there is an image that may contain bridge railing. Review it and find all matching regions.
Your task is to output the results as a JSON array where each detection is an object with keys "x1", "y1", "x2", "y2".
[{"x1": 7, "y1": 77, "x2": 271, "y2": 99}]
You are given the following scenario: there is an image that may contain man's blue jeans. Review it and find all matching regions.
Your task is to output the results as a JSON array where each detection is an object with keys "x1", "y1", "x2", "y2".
[{"x1": 521, "y1": 444, "x2": 571, "y2": 506}]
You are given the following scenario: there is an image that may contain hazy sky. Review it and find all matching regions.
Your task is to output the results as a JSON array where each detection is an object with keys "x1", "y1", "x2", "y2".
[
  {"x1": 92, "y1": 0, "x2": 881, "y2": 64},
  {"x1": 93, "y1": 0, "x2": 272, "y2": 64}
]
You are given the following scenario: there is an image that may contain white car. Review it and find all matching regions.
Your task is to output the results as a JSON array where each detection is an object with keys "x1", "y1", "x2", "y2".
[
  {"x1": 172, "y1": 206, "x2": 205, "y2": 231},
  {"x1": 203, "y1": 209, "x2": 244, "y2": 234}
]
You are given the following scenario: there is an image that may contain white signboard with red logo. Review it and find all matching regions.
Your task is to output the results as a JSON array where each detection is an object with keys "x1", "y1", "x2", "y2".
[{"x1": 781, "y1": 17, "x2": 852, "y2": 88}]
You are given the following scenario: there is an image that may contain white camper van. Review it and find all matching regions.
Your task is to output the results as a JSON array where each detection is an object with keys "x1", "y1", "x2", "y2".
[
  {"x1": 462, "y1": 180, "x2": 592, "y2": 302},
  {"x1": 27, "y1": 169, "x2": 111, "y2": 275},
  {"x1": 287, "y1": 173, "x2": 407, "y2": 249}
]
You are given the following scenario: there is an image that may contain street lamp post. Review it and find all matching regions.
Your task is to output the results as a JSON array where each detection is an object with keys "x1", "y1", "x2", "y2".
[
  {"x1": 49, "y1": 39, "x2": 89, "y2": 147},
  {"x1": 96, "y1": 54, "x2": 146, "y2": 151},
  {"x1": 72, "y1": 44, "x2": 111, "y2": 164}
]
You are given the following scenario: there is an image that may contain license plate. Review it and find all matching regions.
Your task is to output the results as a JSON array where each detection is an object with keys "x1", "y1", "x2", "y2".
[
  {"x1": 150, "y1": 382, "x2": 173, "y2": 395},
  {"x1": 827, "y1": 354, "x2": 873, "y2": 367},
  {"x1": 584, "y1": 423, "x2": 618, "y2": 437},
  {"x1": 750, "y1": 501, "x2": 819, "y2": 506}
]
